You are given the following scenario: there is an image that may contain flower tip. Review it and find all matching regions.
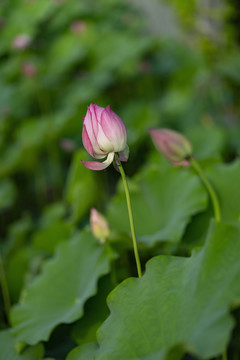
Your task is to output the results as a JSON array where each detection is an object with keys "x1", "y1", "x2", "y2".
[{"x1": 89, "y1": 103, "x2": 97, "y2": 110}]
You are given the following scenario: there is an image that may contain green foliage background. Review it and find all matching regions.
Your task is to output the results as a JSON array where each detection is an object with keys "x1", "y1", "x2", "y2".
[{"x1": 0, "y1": 0, "x2": 240, "y2": 359}]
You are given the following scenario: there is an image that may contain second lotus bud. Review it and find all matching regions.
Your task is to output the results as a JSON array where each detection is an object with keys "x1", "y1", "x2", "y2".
[{"x1": 149, "y1": 128, "x2": 193, "y2": 166}]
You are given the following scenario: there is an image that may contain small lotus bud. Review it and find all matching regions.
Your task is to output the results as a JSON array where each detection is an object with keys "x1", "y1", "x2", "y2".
[
  {"x1": 90, "y1": 208, "x2": 110, "y2": 244},
  {"x1": 149, "y1": 128, "x2": 192, "y2": 167},
  {"x1": 12, "y1": 34, "x2": 31, "y2": 50}
]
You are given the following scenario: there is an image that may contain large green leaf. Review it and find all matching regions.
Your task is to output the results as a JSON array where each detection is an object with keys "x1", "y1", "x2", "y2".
[
  {"x1": 107, "y1": 161, "x2": 207, "y2": 246},
  {"x1": 206, "y1": 159, "x2": 240, "y2": 224},
  {"x1": 11, "y1": 230, "x2": 110, "y2": 345},
  {"x1": 96, "y1": 221, "x2": 240, "y2": 359}
]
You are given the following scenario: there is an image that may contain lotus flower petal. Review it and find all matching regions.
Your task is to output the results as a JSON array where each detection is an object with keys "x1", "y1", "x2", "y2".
[
  {"x1": 81, "y1": 152, "x2": 115, "y2": 171},
  {"x1": 82, "y1": 124, "x2": 94, "y2": 158},
  {"x1": 99, "y1": 105, "x2": 127, "y2": 152},
  {"x1": 83, "y1": 105, "x2": 106, "y2": 158}
]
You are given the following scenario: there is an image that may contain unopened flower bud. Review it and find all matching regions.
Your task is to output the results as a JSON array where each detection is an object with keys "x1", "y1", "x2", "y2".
[
  {"x1": 149, "y1": 128, "x2": 192, "y2": 167},
  {"x1": 90, "y1": 208, "x2": 110, "y2": 244},
  {"x1": 81, "y1": 103, "x2": 129, "y2": 170}
]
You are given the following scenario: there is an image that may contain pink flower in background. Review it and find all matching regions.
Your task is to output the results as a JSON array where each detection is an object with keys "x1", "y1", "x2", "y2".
[
  {"x1": 59, "y1": 138, "x2": 76, "y2": 153},
  {"x1": 70, "y1": 20, "x2": 86, "y2": 34},
  {"x1": 81, "y1": 103, "x2": 129, "y2": 170},
  {"x1": 12, "y1": 34, "x2": 31, "y2": 50},
  {"x1": 21, "y1": 62, "x2": 37, "y2": 77},
  {"x1": 149, "y1": 128, "x2": 192, "y2": 167},
  {"x1": 90, "y1": 208, "x2": 110, "y2": 244}
]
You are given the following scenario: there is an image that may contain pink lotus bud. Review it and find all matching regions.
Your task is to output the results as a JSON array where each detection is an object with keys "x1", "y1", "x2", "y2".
[
  {"x1": 81, "y1": 103, "x2": 129, "y2": 170},
  {"x1": 12, "y1": 34, "x2": 31, "y2": 50},
  {"x1": 90, "y1": 208, "x2": 110, "y2": 244},
  {"x1": 70, "y1": 20, "x2": 86, "y2": 34},
  {"x1": 21, "y1": 62, "x2": 37, "y2": 77},
  {"x1": 149, "y1": 128, "x2": 192, "y2": 167}
]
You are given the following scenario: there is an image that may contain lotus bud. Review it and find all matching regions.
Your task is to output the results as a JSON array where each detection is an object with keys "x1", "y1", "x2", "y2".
[
  {"x1": 149, "y1": 128, "x2": 192, "y2": 167},
  {"x1": 81, "y1": 103, "x2": 129, "y2": 170},
  {"x1": 90, "y1": 208, "x2": 110, "y2": 244}
]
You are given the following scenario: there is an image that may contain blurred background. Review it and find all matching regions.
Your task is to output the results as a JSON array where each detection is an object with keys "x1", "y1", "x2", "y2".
[{"x1": 0, "y1": 0, "x2": 240, "y2": 302}]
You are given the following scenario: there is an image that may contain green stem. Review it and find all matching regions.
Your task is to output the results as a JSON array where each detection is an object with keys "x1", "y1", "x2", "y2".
[
  {"x1": 0, "y1": 250, "x2": 11, "y2": 323},
  {"x1": 115, "y1": 154, "x2": 142, "y2": 278},
  {"x1": 189, "y1": 156, "x2": 221, "y2": 223}
]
